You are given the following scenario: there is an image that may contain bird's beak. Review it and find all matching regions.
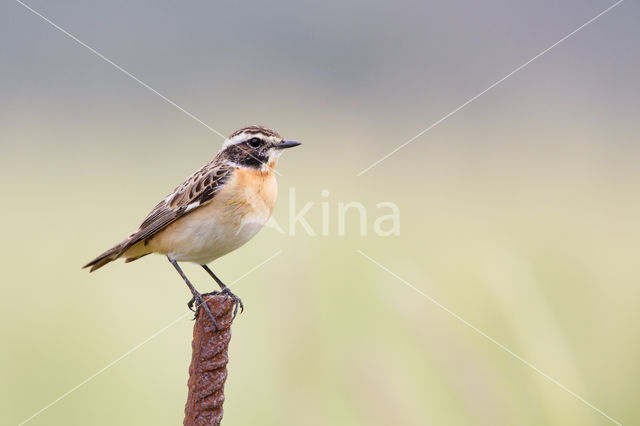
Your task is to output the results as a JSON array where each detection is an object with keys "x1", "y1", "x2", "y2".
[{"x1": 276, "y1": 140, "x2": 302, "y2": 149}]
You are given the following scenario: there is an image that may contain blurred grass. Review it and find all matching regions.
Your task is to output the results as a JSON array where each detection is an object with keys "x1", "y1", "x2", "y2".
[
  {"x1": 1, "y1": 2, "x2": 638, "y2": 421},
  {"x1": 0, "y1": 135, "x2": 638, "y2": 425}
]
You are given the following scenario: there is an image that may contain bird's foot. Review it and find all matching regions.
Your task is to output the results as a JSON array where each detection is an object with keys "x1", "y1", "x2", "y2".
[
  {"x1": 200, "y1": 288, "x2": 244, "y2": 320},
  {"x1": 187, "y1": 291, "x2": 218, "y2": 331},
  {"x1": 221, "y1": 287, "x2": 244, "y2": 319}
]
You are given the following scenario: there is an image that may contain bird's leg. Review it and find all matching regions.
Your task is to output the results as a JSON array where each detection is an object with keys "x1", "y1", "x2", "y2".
[
  {"x1": 168, "y1": 257, "x2": 218, "y2": 330},
  {"x1": 201, "y1": 264, "x2": 244, "y2": 319}
]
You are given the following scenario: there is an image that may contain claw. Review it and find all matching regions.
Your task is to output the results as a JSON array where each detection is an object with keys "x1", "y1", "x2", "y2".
[
  {"x1": 220, "y1": 287, "x2": 244, "y2": 319},
  {"x1": 190, "y1": 292, "x2": 219, "y2": 331},
  {"x1": 200, "y1": 265, "x2": 245, "y2": 321}
]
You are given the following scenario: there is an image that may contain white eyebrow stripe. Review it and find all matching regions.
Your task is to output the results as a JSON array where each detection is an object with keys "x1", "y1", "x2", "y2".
[
  {"x1": 221, "y1": 132, "x2": 282, "y2": 150},
  {"x1": 221, "y1": 133, "x2": 248, "y2": 149}
]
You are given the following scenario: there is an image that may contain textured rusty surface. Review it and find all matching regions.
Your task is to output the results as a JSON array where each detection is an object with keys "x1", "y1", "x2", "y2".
[{"x1": 184, "y1": 295, "x2": 234, "y2": 426}]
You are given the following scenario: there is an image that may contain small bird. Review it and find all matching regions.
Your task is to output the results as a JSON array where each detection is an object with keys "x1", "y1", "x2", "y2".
[{"x1": 83, "y1": 126, "x2": 300, "y2": 328}]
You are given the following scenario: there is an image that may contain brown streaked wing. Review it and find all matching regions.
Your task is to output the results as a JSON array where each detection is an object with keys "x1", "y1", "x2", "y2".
[{"x1": 128, "y1": 162, "x2": 233, "y2": 246}]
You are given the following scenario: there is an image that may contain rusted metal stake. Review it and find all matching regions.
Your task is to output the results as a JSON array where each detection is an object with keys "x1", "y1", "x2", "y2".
[{"x1": 184, "y1": 295, "x2": 235, "y2": 426}]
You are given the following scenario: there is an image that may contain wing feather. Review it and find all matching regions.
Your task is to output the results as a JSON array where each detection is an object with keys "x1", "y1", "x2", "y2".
[
  {"x1": 132, "y1": 162, "x2": 233, "y2": 245},
  {"x1": 83, "y1": 160, "x2": 233, "y2": 271}
]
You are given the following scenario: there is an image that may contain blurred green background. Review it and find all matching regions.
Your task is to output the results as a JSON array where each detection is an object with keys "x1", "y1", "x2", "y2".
[{"x1": 1, "y1": 0, "x2": 639, "y2": 425}]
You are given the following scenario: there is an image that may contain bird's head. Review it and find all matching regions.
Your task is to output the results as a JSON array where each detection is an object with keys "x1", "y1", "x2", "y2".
[{"x1": 219, "y1": 126, "x2": 301, "y2": 171}]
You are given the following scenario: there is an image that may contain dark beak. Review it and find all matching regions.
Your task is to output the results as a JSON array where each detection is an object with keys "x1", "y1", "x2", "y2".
[{"x1": 276, "y1": 140, "x2": 302, "y2": 149}]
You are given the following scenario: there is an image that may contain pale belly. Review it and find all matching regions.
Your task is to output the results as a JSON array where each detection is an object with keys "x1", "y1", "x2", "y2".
[
  {"x1": 164, "y1": 210, "x2": 268, "y2": 264},
  {"x1": 149, "y1": 170, "x2": 277, "y2": 264}
]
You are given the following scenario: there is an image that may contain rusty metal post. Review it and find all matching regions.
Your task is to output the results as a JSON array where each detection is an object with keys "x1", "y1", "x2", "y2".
[{"x1": 184, "y1": 295, "x2": 235, "y2": 426}]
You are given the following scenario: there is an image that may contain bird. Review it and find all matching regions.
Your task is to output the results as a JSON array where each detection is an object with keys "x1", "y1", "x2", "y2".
[{"x1": 83, "y1": 125, "x2": 301, "y2": 329}]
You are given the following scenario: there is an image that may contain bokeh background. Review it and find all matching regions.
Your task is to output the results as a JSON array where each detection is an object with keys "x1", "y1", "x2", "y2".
[{"x1": 1, "y1": 0, "x2": 639, "y2": 425}]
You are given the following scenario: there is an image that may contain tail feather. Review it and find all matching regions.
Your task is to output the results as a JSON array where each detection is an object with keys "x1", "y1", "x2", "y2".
[{"x1": 83, "y1": 241, "x2": 129, "y2": 272}]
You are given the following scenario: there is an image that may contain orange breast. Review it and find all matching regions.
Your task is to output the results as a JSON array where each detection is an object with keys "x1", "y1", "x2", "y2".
[
  {"x1": 146, "y1": 167, "x2": 278, "y2": 261},
  {"x1": 231, "y1": 167, "x2": 278, "y2": 214}
]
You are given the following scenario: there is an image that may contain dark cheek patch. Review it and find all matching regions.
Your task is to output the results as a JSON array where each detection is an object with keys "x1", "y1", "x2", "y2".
[{"x1": 226, "y1": 143, "x2": 268, "y2": 168}]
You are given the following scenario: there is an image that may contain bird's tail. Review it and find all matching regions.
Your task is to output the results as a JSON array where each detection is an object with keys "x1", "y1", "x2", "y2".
[{"x1": 83, "y1": 240, "x2": 129, "y2": 272}]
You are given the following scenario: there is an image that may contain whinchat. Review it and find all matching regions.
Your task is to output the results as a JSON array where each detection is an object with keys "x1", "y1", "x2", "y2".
[{"x1": 83, "y1": 126, "x2": 301, "y2": 328}]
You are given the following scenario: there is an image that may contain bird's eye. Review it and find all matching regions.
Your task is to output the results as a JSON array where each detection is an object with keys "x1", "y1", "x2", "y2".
[{"x1": 248, "y1": 138, "x2": 262, "y2": 148}]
